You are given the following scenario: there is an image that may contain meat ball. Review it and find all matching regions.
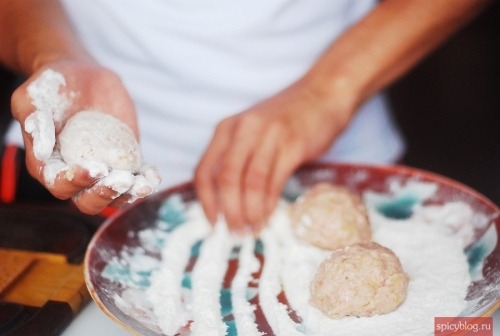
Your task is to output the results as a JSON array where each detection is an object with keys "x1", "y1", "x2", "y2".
[
  {"x1": 58, "y1": 110, "x2": 142, "y2": 172},
  {"x1": 289, "y1": 183, "x2": 371, "y2": 250},
  {"x1": 310, "y1": 242, "x2": 409, "y2": 319}
]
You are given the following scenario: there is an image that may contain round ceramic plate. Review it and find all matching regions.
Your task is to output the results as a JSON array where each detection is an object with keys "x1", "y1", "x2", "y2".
[{"x1": 85, "y1": 163, "x2": 500, "y2": 335}]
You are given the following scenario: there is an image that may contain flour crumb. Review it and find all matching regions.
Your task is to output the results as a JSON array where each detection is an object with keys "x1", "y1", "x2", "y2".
[{"x1": 97, "y1": 170, "x2": 136, "y2": 196}]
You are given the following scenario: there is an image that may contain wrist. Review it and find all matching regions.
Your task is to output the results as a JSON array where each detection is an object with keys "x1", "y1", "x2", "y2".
[
  {"x1": 9, "y1": 0, "x2": 96, "y2": 75},
  {"x1": 32, "y1": 54, "x2": 81, "y2": 75},
  {"x1": 301, "y1": 65, "x2": 365, "y2": 123},
  {"x1": 21, "y1": 44, "x2": 96, "y2": 76}
]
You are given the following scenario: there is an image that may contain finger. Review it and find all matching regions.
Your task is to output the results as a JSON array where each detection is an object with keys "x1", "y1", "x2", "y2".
[
  {"x1": 44, "y1": 164, "x2": 100, "y2": 200},
  {"x1": 128, "y1": 174, "x2": 156, "y2": 202},
  {"x1": 72, "y1": 185, "x2": 122, "y2": 215},
  {"x1": 17, "y1": 70, "x2": 69, "y2": 161},
  {"x1": 266, "y1": 139, "x2": 305, "y2": 216},
  {"x1": 140, "y1": 165, "x2": 162, "y2": 188},
  {"x1": 195, "y1": 119, "x2": 234, "y2": 224},
  {"x1": 97, "y1": 170, "x2": 135, "y2": 194},
  {"x1": 242, "y1": 124, "x2": 281, "y2": 233},
  {"x1": 22, "y1": 130, "x2": 108, "y2": 200},
  {"x1": 109, "y1": 193, "x2": 134, "y2": 208},
  {"x1": 72, "y1": 170, "x2": 135, "y2": 215},
  {"x1": 217, "y1": 115, "x2": 265, "y2": 232},
  {"x1": 121, "y1": 165, "x2": 161, "y2": 204},
  {"x1": 40, "y1": 158, "x2": 105, "y2": 201},
  {"x1": 22, "y1": 132, "x2": 44, "y2": 180},
  {"x1": 11, "y1": 83, "x2": 37, "y2": 124}
]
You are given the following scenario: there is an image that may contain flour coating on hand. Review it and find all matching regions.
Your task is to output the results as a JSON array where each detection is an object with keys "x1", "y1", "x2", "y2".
[
  {"x1": 25, "y1": 69, "x2": 71, "y2": 161},
  {"x1": 23, "y1": 69, "x2": 160, "y2": 198},
  {"x1": 58, "y1": 110, "x2": 142, "y2": 172}
]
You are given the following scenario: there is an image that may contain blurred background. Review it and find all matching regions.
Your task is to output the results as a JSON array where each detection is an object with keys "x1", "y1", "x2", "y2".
[
  {"x1": 388, "y1": 1, "x2": 499, "y2": 205},
  {"x1": 1, "y1": 3, "x2": 499, "y2": 205}
]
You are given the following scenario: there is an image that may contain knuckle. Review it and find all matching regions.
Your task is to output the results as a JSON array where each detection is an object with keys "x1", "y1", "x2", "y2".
[
  {"x1": 50, "y1": 190, "x2": 71, "y2": 200},
  {"x1": 240, "y1": 112, "x2": 258, "y2": 124},
  {"x1": 215, "y1": 117, "x2": 234, "y2": 133},
  {"x1": 45, "y1": 183, "x2": 72, "y2": 201},
  {"x1": 95, "y1": 68, "x2": 123, "y2": 87},
  {"x1": 76, "y1": 202, "x2": 102, "y2": 215},
  {"x1": 26, "y1": 163, "x2": 40, "y2": 181},
  {"x1": 194, "y1": 166, "x2": 210, "y2": 186},
  {"x1": 10, "y1": 88, "x2": 24, "y2": 113},
  {"x1": 239, "y1": 113, "x2": 264, "y2": 130},
  {"x1": 269, "y1": 118, "x2": 287, "y2": 132},
  {"x1": 286, "y1": 138, "x2": 306, "y2": 157},
  {"x1": 244, "y1": 168, "x2": 267, "y2": 192},
  {"x1": 217, "y1": 166, "x2": 239, "y2": 189}
]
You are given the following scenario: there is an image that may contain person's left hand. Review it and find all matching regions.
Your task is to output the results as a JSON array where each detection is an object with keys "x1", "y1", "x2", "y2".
[{"x1": 195, "y1": 76, "x2": 356, "y2": 233}]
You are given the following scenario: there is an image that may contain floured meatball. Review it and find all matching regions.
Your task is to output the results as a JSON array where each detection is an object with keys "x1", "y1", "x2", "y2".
[
  {"x1": 289, "y1": 183, "x2": 371, "y2": 250},
  {"x1": 58, "y1": 110, "x2": 142, "y2": 172},
  {"x1": 310, "y1": 242, "x2": 409, "y2": 319}
]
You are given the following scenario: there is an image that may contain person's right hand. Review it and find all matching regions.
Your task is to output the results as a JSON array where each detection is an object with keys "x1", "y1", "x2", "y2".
[{"x1": 11, "y1": 59, "x2": 158, "y2": 214}]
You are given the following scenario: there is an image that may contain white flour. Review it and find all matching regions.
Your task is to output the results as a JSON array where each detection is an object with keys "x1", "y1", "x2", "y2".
[
  {"x1": 25, "y1": 69, "x2": 71, "y2": 161},
  {"x1": 146, "y1": 207, "x2": 211, "y2": 335},
  {"x1": 190, "y1": 221, "x2": 233, "y2": 336},
  {"x1": 230, "y1": 236, "x2": 262, "y2": 336},
  {"x1": 259, "y1": 229, "x2": 303, "y2": 336},
  {"x1": 271, "y1": 207, "x2": 470, "y2": 336},
  {"x1": 139, "y1": 198, "x2": 472, "y2": 336}
]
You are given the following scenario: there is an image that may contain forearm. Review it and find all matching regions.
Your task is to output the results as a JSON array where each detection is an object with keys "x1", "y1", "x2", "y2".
[
  {"x1": 306, "y1": 0, "x2": 491, "y2": 112},
  {"x1": 0, "y1": 0, "x2": 93, "y2": 76}
]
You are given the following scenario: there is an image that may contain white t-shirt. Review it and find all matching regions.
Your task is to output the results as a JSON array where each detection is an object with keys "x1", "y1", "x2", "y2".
[{"x1": 8, "y1": 0, "x2": 404, "y2": 188}]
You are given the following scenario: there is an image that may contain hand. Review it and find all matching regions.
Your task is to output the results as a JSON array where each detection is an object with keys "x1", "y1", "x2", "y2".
[
  {"x1": 11, "y1": 59, "x2": 158, "y2": 214},
  {"x1": 195, "y1": 76, "x2": 355, "y2": 233}
]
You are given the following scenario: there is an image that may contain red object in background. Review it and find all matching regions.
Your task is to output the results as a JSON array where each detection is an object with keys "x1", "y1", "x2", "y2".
[{"x1": 0, "y1": 144, "x2": 19, "y2": 203}]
